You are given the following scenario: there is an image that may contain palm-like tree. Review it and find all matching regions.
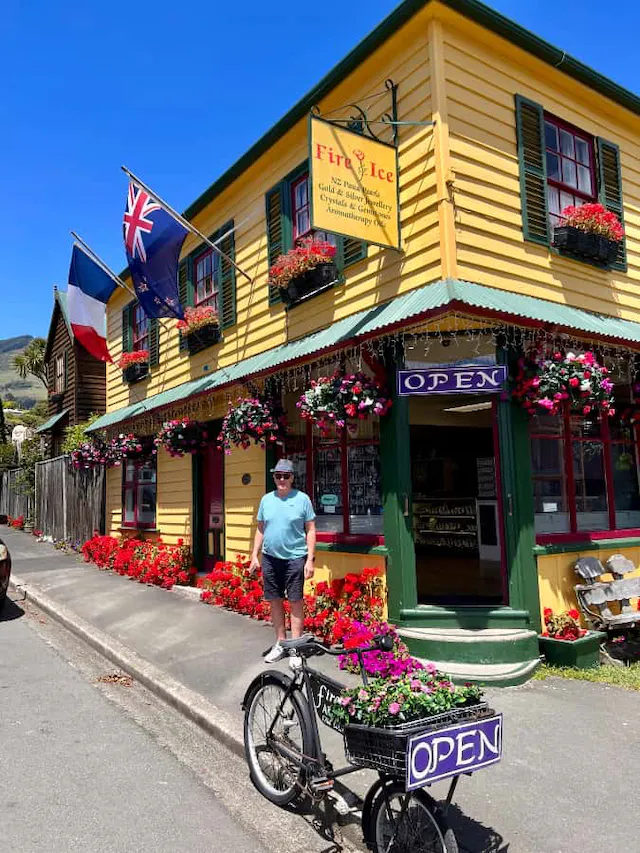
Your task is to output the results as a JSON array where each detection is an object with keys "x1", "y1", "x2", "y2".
[{"x1": 13, "y1": 337, "x2": 47, "y2": 388}]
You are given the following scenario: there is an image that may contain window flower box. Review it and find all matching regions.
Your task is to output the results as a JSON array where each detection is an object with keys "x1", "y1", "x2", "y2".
[
  {"x1": 49, "y1": 391, "x2": 64, "y2": 412},
  {"x1": 538, "y1": 631, "x2": 606, "y2": 669},
  {"x1": 185, "y1": 323, "x2": 221, "y2": 355},
  {"x1": 123, "y1": 363, "x2": 149, "y2": 384},
  {"x1": 281, "y1": 262, "x2": 337, "y2": 306},
  {"x1": 553, "y1": 226, "x2": 619, "y2": 265}
]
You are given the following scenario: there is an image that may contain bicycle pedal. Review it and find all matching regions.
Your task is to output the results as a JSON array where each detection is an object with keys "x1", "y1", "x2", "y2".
[{"x1": 309, "y1": 776, "x2": 334, "y2": 794}]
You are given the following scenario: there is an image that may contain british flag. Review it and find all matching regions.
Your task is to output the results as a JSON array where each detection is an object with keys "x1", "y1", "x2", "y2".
[{"x1": 122, "y1": 181, "x2": 187, "y2": 319}]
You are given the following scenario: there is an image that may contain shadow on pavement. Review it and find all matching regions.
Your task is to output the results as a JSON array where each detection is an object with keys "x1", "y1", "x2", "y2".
[
  {"x1": 448, "y1": 803, "x2": 508, "y2": 852},
  {"x1": 0, "y1": 596, "x2": 25, "y2": 623}
]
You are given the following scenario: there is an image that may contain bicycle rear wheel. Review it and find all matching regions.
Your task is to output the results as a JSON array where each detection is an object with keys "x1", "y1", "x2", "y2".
[
  {"x1": 366, "y1": 780, "x2": 458, "y2": 853},
  {"x1": 243, "y1": 673, "x2": 314, "y2": 807}
]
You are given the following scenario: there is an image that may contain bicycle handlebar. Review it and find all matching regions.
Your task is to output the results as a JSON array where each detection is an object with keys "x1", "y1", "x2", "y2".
[{"x1": 281, "y1": 633, "x2": 393, "y2": 658}]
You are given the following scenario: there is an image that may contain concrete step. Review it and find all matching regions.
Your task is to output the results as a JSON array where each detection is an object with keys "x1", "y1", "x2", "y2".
[
  {"x1": 399, "y1": 627, "x2": 538, "y2": 643},
  {"x1": 420, "y1": 657, "x2": 541, "y2": 686}
]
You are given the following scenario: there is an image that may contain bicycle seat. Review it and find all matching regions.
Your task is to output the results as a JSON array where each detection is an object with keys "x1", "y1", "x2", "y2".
[{"x1": 280, "y1": 634, "x2": 317, "y2": 652}]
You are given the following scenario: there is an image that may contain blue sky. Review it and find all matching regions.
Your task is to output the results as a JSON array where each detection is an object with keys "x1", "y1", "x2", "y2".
[{"x1": 1, "y1": 0, "x2": 637, "y2": 340}]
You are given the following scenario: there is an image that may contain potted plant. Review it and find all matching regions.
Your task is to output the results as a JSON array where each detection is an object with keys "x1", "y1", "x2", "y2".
[
  {"x1": 108, "y1": 433, "x2": 152, "y2": 463},
  {"x1": 268, "y1": 237, "x2": 337, "y2": 306},
  {"x1": 538, "y1": 607, "x2": 606, "y2": 668},
  {"x1": 512, "y1": 350, "x2": 614, "y2": 418},
  {"x1": 553, "y1": 203, "x2": 624, "y2": 265},
  {"x1": 69, "y1": 440, "x2": 116, "y2": 469},
  {"x1": 118, "y1": 350, "x2": 150, "y2": 384},
  {"x1": 155, "y1": 419, "x2": 212, "y2": 457},
  {"x1": 218, "y1": 397, "x2": 286, "y2": 454},
  {"x1": 297, "y1": 371, "x2": 392, "y2": 434},
  {"x1": 177, "y1": 306, "x2": 221, "y2": 355}
]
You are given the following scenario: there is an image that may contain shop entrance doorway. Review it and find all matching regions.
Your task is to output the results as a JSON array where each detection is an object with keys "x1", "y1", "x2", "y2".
[
  {"x1": 410, "y1": 396, "x2": 505, "y2": 605},
  {"x1": 200, "y1": 426, "x2": 224, "y2": 573}
]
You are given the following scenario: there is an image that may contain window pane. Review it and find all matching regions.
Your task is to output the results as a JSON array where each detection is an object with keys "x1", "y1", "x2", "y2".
[
  {"x1": 123, "y1": 486, "x2": 136, "y2": 524},
  {"x1": 573, "y1": 441, "x2": 608, "y2": 530},
  {"x1": 570, "y1": 414, "x2": 602, "y2": 440},
  {"x1": 125, "y1": 460, "x2": 137, "y2": 484},
  {"x1": 547, "y1": 186, "x2": 560, "y2": 214},
  {"x1": 531, "y1": 435, "x2": 570, "y2": 534},
  {"x1": 577, "y1": 165, "x2": 592, "y2": 195},
  {"x1": 313, "y1": 443, "x2": 344, "y2": 533},
  {"x1": 546, "y1": 152, "x2": 560, "y2": 181},
  {"x1": 562, "y1": 158, "x2": 577, "y2": 188},
  {"x1": 575, "y1": 138, "x2": 589, "y2": 165},
  {"x1": 560, "y1": 129, "x2": 575, "y2": 158},
  {"x1": 545, "y1": 121, "x2": 558, "y2": 151},
  {"x1": 296, "y1": 209, "x2": 310, "y2": 235},
  {"x1": 611, "y1": 443, "x2": 640, "y2": 529},
  {"x1": 348, "y1": 443, "x2": 383, "y2": 534},
  {"x1": 560, "y1": 191, "x2": 575, "y2": 212},
  {"x1": 137, "y1": 485, "x2": 156, "y2": 526}
]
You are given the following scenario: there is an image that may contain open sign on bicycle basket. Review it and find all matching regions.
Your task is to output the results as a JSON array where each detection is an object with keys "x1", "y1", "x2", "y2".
[{"x1": 406, "y1": 714, "x2": 503, "y2": 790}]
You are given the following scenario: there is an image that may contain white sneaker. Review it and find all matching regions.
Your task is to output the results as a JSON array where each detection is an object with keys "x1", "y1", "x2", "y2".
[{"x1": 264, "y1": 641, "x2": 285, "y2": 663}]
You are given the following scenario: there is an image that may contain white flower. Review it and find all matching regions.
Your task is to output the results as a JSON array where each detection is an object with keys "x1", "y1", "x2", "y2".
[
  {"x1": 566, "y1": 353, "x2": 576, "y2": 362},
  {"x1": 580, "y1": 380, "x2": 592, "y2": 392}
]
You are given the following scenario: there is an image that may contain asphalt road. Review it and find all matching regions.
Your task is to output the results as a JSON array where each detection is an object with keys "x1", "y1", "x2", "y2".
[{"x1": 0, "y1": 594, "x2": 351, "y2": 853}]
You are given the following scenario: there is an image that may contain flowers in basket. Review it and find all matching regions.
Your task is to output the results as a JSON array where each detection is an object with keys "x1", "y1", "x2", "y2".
[
  {"x1": 542, "y1": 607, "x2": 587, "y2": 641},
  {"x1": 117, "y1": 350, "x2": 149, "y2": 369},
  {"x1": 268, "y1": 237, "x2": 337, "y2": 291},
  {"x1": 154, "y1": 419, "x2": 211, "y2": 457},
  {"x1": 512, "y1": 350, "x2": 614, "y2": 417},
  {"x1": 70, "y1": 440, "x2": 117, "y2": 469},
  {"x1": 176, "y1": 305, "x2": 220, "y2": 334},
  {"x1": 108, "y1": 433, "x2": 150, "y2": 462},
  {"x1": 328, "y1": 669, "x2": 483, "y2": 729},
  {"x1": 297, "y1": 371, "x2": 392, "y2": 432},
  {"x1": 561, "y1": 203, "x2": 624, "y2": 243},
  {"x1": 218, "y1": 397, "x2": 286, "y2": 454}
]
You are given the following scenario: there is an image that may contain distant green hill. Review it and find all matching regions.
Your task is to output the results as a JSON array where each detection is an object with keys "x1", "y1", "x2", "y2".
[{"x1": 0, "y1": 335, "x2": 47, "y2": 408}]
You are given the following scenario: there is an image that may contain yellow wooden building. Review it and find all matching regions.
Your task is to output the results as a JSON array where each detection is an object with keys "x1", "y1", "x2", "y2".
[{"x1": 89, "y1": 0, "x2": 640, "y2": 684}]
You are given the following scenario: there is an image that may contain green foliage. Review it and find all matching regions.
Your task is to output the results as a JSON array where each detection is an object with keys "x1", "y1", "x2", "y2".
[
  {"x1": 14, "y1": 435, "x2": 43, "y2": 499},
  {"x1": 0, "y1": 442, "x2": 16, "y2": 470},
  {"x1": 62, "y1": 414, "x2": 103, "y2": 453},
  {"x1": 18, "y1": 400, "x2": 49, "y2": 429},
  {"x1": 12, "y1": 337, "x2": 47, "y2": 388},
  {"x1": 533, "y1": 663, "x2": 640, "y2": 691}
]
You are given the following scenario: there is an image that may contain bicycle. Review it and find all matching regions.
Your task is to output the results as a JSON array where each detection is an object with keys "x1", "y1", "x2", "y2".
[{"x1": 242, "y1": 633, "x2": 502, "y2": 852}]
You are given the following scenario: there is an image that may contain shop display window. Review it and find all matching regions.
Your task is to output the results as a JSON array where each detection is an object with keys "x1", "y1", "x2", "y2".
[
  {"x1": 122, "y1": 456, "x2": 157, "y2": 529},
  {"x1": 531, "y1": 405, "x2": 640, "y2": 538}
]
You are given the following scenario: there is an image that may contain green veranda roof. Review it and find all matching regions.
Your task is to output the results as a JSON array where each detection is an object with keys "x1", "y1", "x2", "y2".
[
  {"x1": 36, "y1": 410, "x2": 69, "y2": 433},
  {"x1": 88, "y1": 279, "x2": 640, "y2": 433}
]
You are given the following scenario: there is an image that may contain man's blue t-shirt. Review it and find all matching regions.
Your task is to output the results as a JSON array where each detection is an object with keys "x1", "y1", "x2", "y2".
[{"x1": 257, "y1": 489, "x2": 315, "y2": 560}]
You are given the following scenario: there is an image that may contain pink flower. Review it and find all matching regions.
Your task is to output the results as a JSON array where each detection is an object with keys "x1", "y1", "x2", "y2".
[{"x1": 388, "y1": 702, "x2": 401, "y2": 715}]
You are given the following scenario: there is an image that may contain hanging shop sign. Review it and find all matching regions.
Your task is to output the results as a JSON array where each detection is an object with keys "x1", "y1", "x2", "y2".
[
  {"x1": 309, "y1": 115, "x2": 400, "y2": 251},
  {"x1": 397, "y1": 365, "x2": 508, "y2": 396}
]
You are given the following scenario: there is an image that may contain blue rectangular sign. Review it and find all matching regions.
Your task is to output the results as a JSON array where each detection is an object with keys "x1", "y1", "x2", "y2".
[
  {"x1": 406, "y1": 714, "x2": 502, "y2": 790},
  {"x1": 397, "y1": 365, "x2": 508, "y2": 396}
]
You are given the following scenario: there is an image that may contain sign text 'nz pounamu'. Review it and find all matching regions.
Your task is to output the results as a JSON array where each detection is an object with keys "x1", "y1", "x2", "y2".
[
  {"x1": 309, "y1": 115, "x2": 400, "y2": 250},
  {"x1": 397, "y1": 365, "x2": 508, "y2": 396}
]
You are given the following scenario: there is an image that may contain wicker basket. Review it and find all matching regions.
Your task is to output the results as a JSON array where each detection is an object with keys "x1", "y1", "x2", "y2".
[{"x1": 344, "y1": 702, "x2": 493, "y2": 775}]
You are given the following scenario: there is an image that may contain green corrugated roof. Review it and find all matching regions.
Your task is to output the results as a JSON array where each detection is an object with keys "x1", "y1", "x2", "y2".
[
  {"x1": 36, "y1": 410, "x2": 69, "y2": 433},
  {"x1": 88, "y1": 279, "x2": 640, "y2": 433}
]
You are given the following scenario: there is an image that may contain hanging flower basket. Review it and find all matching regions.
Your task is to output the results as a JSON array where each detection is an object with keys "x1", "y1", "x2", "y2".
[
  {"x1": 218, "y1": 397, "x2": 286, "y2": 454},
  {"x1": 108, "y1": 433, "x2": 152, "y2": 463},
  {"x1": 154, "y1": 419, "x2": 212, "y2": 457},
  {"x1": 297, "y1": 371, "x2": 392, "y2": 433},
  {"x1": 177, "y1": 307, "x2": 221, "y2": 354},
  {"x1": 512, "y1": 350, "x2": 614, "y2": 418},
  {"x1": 119, "y1": 350, "x2": 150, "y2": 384},
  {"x1": 268, "y1": 237, "x2": 337, "y2": 306},
  {"x1": 553, "y1": 203, "x2": 623, "y2": 265},
  {"x1": 70, "y1": 440, "x2": 118, "y2": 469}
]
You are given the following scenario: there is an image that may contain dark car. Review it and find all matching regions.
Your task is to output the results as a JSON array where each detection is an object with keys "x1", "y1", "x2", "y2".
[{"x1": 0, "y1": 537, "x2": 11, "y2": 612}]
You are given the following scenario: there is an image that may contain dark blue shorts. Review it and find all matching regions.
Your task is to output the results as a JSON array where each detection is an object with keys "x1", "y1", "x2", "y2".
[{"x1": 261, "y1": 553, "x2": 306, "y2": 601}]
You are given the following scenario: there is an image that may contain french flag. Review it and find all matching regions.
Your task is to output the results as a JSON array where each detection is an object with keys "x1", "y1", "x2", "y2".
[{"x1": 67, "y1": 245, "x2": 116, "y2": 363}]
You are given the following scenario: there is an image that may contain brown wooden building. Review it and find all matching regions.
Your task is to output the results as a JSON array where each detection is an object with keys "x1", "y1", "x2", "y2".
[{"x1": 37, "y1": 288, "x2": 106, "y2": 456}]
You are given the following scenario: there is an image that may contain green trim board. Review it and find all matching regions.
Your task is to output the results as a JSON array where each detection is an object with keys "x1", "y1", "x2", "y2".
[
  {"x1": 35, "y1": 410, "x2": 69, "y2": 433},
  {"x1": 534, "y1": 537, "x2": 640, "y2": 556},
  {"x1": 316, "y1": 542, "x2": 388, "y2": 556},
  {"x1": 89, "y1": 277, "x2": 640, "y2": 433}
]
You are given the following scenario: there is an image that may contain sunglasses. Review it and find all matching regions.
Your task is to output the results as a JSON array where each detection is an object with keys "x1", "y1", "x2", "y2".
[{"x1": 274, "y1": 472, "x2": 292, "y2": 480}]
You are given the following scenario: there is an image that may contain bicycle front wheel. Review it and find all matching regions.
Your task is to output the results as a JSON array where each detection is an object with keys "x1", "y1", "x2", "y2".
[
  {"x1": 243, "y1": 673, "x2": 314, "y2": 807},
  {"x1": 367, "y1": 780, "x2": 458, "y2": 853}
]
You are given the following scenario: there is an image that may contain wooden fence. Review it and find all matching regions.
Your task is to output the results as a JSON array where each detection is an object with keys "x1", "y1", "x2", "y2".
[
  {"x1": 0, "y1": 468, "x2": 31, "y2": 520},
  {"x1": 35, "y1": 456, "x2": 105, "y2": 545}
]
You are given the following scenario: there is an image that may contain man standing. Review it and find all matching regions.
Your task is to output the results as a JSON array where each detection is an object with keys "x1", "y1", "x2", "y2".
[{"x1": 250, "y1": 459, "x2": 316, "y2": 663}]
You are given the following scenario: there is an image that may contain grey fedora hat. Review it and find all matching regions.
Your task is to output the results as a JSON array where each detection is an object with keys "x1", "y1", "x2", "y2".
[{"x1": 271, "y1": 458, "x2": 294, "y2": 474}]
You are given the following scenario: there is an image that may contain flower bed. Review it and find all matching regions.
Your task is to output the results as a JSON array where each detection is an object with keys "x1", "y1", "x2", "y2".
[
  {"x1": 81, "y1": 534, "x2": 195, "y2": 589},
  {"x1": 542, "y1": 607, "x2": 586, "y2": 641},
  {"x1": 513, "y1": 350, "x2": 614, "y2": 417}
]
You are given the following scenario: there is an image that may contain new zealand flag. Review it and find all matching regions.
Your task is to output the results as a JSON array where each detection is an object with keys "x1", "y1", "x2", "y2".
[{"x1": 123, "y1": 182, "x2": 186, "y2": 318}]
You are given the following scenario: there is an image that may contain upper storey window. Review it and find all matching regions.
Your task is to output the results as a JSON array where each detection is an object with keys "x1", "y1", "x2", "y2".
[
  {"x1": 544, "y1": 117, "x2": 597, "y2": 230},
  {"x1": 194, "y1": 248, "x2": 220, "y2": 311}
]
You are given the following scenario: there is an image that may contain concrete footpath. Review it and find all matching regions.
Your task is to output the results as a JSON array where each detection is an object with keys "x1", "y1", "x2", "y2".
[{"x1": 4, "y1": 527, "x2": 640, "y2": 853}]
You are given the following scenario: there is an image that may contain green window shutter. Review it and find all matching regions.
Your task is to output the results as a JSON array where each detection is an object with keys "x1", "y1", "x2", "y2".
[
  {"x1": 515, "y1": 95, "x2": 549, "y2": 245},
  {"x1": 148, "y1": 318, "x2": 160, "y2": 366},
  {"x1": 217, "y1": 221, "x2": 236, "y2": 328},
  {"x1": 339, "y1": 236, "x2": 367, "y2": 272},
  {"x1": 63, "y1": 348, "x2": 68, "y2": 391},
  {"x1": 266, "y1": 183, "x2": 286, "y2": 305},
  {"x1": 121, "y1": 303, "x2": 133, "y2": 354},
  {"x1": 178, "y1": 258, "x2": 192, "y2": 351},
  {"x1": 597, "y1": 137, "x2": 626, "y2": 272}
]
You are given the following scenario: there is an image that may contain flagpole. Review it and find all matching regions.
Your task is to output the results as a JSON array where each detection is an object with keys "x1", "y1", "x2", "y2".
[
  {"x1": 121, "y1": 166, "x2": 253, "y2": 283},
  {"x1": 70, "y1": 232, "x2": 136, "y2": 297}
]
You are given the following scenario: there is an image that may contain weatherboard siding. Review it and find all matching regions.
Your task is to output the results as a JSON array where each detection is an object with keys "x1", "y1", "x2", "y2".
[{"x1": 440, "y1": 8, "x2": 640, "y2": 320}]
